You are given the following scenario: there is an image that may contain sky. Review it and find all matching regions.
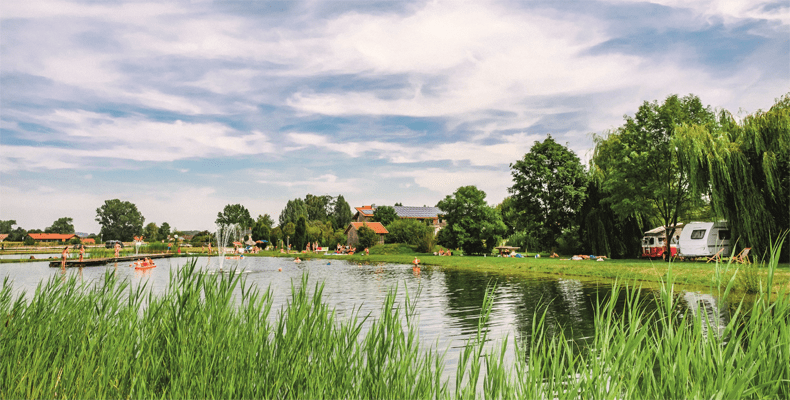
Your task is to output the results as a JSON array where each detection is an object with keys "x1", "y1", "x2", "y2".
[{"x1": 1, "y1": 0, "x2": 788, "y2": 235}]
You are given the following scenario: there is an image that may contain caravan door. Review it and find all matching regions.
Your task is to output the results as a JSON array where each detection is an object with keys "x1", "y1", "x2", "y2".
[{"x1": 678, "y1": 222, "x2": 714, "y2": 258}]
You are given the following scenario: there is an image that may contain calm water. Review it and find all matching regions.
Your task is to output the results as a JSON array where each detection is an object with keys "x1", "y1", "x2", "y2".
[{"x1": 1, "y1": 255, "x2": 729, "y2": 376}]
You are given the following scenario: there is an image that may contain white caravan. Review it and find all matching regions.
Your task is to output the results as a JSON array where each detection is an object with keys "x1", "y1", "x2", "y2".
[{"x1": 677, "y1": 221, "x2": 731, "y2": 259}]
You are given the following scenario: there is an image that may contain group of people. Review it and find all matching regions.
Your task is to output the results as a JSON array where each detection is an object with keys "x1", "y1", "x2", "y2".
[
  {"x1": 434, "y1": 249, "x2": 453, "y2": 256},
  {"x1": 60, "y1": 244, "x2": 87, "y2": 269},
  {"x1": 570, "y1": 254, "x2": 608, "y2": 261}
]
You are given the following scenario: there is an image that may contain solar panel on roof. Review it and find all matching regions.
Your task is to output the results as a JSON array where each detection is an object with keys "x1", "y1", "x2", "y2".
[{"x1": 392, "y1": 206, "x2": 443, "y2": 218}]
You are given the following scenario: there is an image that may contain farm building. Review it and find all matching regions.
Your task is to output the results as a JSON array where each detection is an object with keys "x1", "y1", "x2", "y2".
[
  {"x1": 353, "y1": 205, "x2": 446, "y2": 232},
  {"x1": 26, "y1": 233, "x2": 79, "y2": 243},
  {"x1": 345, "y1": 222, "x2": 388, "y2": 246}
]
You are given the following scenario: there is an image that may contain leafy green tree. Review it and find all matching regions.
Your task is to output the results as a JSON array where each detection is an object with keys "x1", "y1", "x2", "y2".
[
  {"x1": 0, "y1": 220, "x2": 17, "y2": 234},
  {"x1": 385, "y1": 218, "x2": 431, "y2": 246},
  {"x1": 279, "y1": 199, "x2": 308, "y2": 227},
  {"x1": 676, "y1": 94, "x2": 790, "y2": 261},
  {"x1": 143, "y1": 222, "x2": 159, "y2": 242},
  {"x1": 592, "y1": 94, "x2": 715, "y2": 260},
  {"x1": 356, "y1": 224, "x2": 378, "y2": 249},
  {"x1": 437, "y1": 186, "x2": 506, "y2": 255},
  {"x1": 95, "y1": 199, "x2": 145, "y2": 241},
  {"x1": 7, "y1": 227, "x2": 26, "y2": 242},
  {"x1": 305, "y1": 194, "x2": 332, "y2": 222},
  {"x1": 270, "y1": 226, "x2": 283, "y2": 248},
  {"x1": 509, "y1": 135, "x2": 587, "y2": 251},
  {"x1": 252, "y1": 214, "x2": 273, "y2": 243},
  {"x1": 190, "y1": 230, "x2": 215, "y2": 246},
  {"x1": 159, "y1": 222, "x2": 171, "y2": 241},
  {"x1": 23, "y1": 235, "x2": 35, "y2": 246},
  {"x1": 373, "y1": 206, "x2": 398, "y2": 226},
  {"x1": 216, "y1": 204, "x2": 254, "y2": 229},
  {"x1": 293, "y1": 216, "x2": 308, "y2": 251},
  {"x1": 283, "y1": 222, "x2": 296, "y2": 239},
  {"x1": 577, "y1": 180, "x2": 643, "y2": 258},
  {"x1": 496, "y1": 196, "x2": 520, "y2": 237},
  {"x1": 332, "y1": 195, "x2": 353, "y2": 229},
  {"x1": 45, "y1": 217, "x2": 75, "y2": 234}
]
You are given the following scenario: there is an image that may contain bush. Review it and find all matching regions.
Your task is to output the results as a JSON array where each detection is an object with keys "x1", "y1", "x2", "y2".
[
  {"x1": 415, "y1": 229, "x2": 436, "y2": 253},
  {"x1": 368, "y1": 244, "x2": 416, "y2": 255},
  {"x1": 386, "y1": 219, "x2": 432, "y2": 246},
  {"x1": 357, "y1": 225, "x2": 378, "y2": 249},
  {"x1": 23, "y1": 236, "x2": 35, "y2": 246},
  {"x1": 505, "y1": 231, "x2": 540, "y2": 253},
  {"x1": 555, "y1": 226, "x2": 581, "y2": 255}
]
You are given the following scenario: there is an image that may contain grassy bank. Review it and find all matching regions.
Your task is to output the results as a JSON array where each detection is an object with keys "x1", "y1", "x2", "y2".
[
  {"x1": 250, "y1": 248, "x2": 790, "y2": 294},
  {"x1": 2, "y1": 247, "x2": 789, "y2": 398}
]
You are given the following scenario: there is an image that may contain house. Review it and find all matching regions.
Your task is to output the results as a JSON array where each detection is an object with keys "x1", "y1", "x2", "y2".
[
  {"x1": 345, "y1": 222, "x2": 388, "y2": 246},
  {"x1": 81, "y1": 237, "x2": 96, "y2": 245},
  {"x1": 26, "y1": 233, "x2": 78, "y2": 243},
  {"x1": 354, "y1": 205, "x2": 376, "y2": 222},
  {"x1": 353, "y1": 205, "x2": 446, "y2": 232},
  {"x1": 0, "y1": 234, "x2": 8, "y2": 242}
]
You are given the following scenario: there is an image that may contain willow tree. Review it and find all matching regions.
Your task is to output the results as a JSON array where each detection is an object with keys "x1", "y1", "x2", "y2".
[
  {"x1": 591, "y1": 94, "x2": 716, "y2": 260},
  {"x1": 675, "y1": 94, "x2": 790, "y2": 261}
]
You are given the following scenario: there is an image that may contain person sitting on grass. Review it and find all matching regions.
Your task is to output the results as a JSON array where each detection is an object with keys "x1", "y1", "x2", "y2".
[{"x1": 550, "y1": 252, "x2": 559, "y2": 258}]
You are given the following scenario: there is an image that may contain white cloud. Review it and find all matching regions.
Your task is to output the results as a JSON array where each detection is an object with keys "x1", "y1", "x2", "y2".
[
  {"x1": 287, "y1": 131, "x2": 547, "y2": 167},
  {"x1": 382, "y1": 167, "x2": 512, "y2": 205},
  {"x1": 1, "y1": 111, "x2": 276, "y2": 170},
  {"x1": 257, "y1": 173, "x2": 367, "y2": 195},
  {"x1": 608, "y1": 0, "x2": 790, "y2": 26}
]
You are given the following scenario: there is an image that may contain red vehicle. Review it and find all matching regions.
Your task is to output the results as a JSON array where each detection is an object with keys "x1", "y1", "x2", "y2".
[{"x1": 641, "y1": 224, "x2": 683, "y2": 259}]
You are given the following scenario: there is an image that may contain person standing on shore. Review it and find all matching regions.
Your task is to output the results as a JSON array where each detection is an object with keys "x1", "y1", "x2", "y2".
[
  {"x1": 61, "y1": 246, "x2": 70, "y2": 269},
  {"x1": 79, "y1": 245, "x2": 85, "y2": 263},
  {"x1": 207, "y1": 242, "x2": 212, "y2": 256},
  {"x1": 114, "y1": 242, "x2": 121, "y2": 258}
]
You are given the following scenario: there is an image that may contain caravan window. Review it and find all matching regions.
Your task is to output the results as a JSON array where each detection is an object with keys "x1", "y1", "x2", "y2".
[
  {"x1": 718, "y1": 230, "x2": 731, "y2": 240},
  {"x1": 690, "y1": 229, "x2": 706, "y2": 239}
]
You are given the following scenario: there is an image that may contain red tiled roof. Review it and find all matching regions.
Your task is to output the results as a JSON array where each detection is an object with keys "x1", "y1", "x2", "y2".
[
  {"x1": 354, "y1": 205, "x2": 376, "y2": 216},
  {"x1": 345, "y1": 222, "x2": 389, "y2": 235},
  {"x1": 81, "y1": 238, "x2": 96, "y2": 244},
  {"x1": 0, "y1": 234, "x2": 8, "y2": 241},
  {"x1": 27, "y1": 233, "x2": 78, "y2": 241}
]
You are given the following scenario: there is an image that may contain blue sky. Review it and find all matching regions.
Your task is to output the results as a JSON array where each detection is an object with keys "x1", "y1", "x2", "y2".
[{"x1": 1, "y1": 0, "x2": 788, "y2": 234}]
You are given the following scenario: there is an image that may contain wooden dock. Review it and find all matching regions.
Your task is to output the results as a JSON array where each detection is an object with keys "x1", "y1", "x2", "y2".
[{"x1": 49, "y1": 253, "x2": 175, "y2": 268}]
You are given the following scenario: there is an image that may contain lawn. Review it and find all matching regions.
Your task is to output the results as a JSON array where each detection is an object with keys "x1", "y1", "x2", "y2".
[{"x1": 251, "y1": 249, "x2": 790, "y2": 294}]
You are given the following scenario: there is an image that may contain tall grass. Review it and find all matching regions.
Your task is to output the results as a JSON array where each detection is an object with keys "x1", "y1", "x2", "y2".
[{"x1": 2, "y1": 241, "x2": 789, "y2": 399}]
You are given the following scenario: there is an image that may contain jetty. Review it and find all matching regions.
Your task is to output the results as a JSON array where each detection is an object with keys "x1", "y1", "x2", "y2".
[{"x1": 48, "y1": 253, "x2": 174, "y2": 268}]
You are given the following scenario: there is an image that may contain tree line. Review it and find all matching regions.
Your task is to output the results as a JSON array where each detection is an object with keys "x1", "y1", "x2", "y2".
[{"x1": 3, "y1": 93, "x2": 785, "y2": 259}]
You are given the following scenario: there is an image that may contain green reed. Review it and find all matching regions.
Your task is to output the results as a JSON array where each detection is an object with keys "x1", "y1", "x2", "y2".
[{"x1": 1, "y1": 239, "x2": 789, "y2": 399}]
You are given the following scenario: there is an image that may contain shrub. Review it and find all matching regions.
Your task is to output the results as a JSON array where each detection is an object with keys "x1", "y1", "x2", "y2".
[
  {"x1": 386, "y1": 219, "x2": 431, "y2": 246},
  {"x1": 415, "y1": 229, "x2": 436, "y2": 253},
  {"x1": 357, "y1": 225, "x2": 378, "y2": 249}
]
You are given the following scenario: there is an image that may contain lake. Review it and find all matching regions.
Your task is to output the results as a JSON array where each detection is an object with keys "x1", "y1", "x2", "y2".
[{"x1": 1, "y1": 255, "x2": 730, "y2": 376}]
